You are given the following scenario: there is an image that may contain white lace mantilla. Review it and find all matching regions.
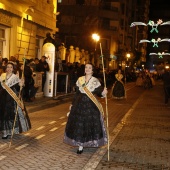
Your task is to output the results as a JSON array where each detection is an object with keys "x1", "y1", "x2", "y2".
[
  {"x1": 76, "y1": 76, "x2": 101, "y2": 93},
  {"x1": 0, "y1": 73, "x2": 20, "y2": 88}
]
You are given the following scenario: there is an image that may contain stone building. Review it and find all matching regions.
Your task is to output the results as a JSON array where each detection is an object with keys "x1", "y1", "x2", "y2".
[
  {"x1": 0, "y1": 0, "x2": 58, "y2": 61},
  {"x1": 57, "y1": 0, "x2": 150, "y2": 70}
]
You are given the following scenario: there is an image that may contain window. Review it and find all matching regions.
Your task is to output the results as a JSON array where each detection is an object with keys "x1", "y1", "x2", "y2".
[{"x1": 0, "y1": 28, "x2": 5, "y2": 57}]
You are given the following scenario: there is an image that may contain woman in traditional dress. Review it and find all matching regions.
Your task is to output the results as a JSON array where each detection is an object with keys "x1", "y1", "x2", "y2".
[
  {"x1": 111, "y1": 69, "x2": 126, "y2": 99},
  {"x1": 136, "y1": 72, "x2": 144, "y2": 86},
  {"x1": 150, "y1": 73, "x2": 155, "y2": 86},
  {"x1": 64, "y1": 63, "x2": 108, "y2": 154},
  {"x1": 0, "y1": 62, "x2": 31, "y2": 139}
]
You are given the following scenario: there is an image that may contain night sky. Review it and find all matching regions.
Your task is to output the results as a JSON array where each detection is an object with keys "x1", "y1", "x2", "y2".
[{"x1": 147, "y1": 0, "x2": 170, "y2": 66}]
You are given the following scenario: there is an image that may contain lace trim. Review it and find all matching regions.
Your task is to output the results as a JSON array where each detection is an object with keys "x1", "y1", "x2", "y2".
[
  {"x1": 76, "y1": 76, "x2": 101, "y2": 93},
  {"x1": 0, "y1": 73, "x2": 19, "y2": 88}
]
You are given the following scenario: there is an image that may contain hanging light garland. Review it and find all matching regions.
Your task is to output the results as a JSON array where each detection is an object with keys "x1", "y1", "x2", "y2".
[
  {"x1": 130, "y1": 19, "x2": 170, "y2": 33},
  {"x1": 139, "y1": 38, "x2": 170, "y2": 47},
  {"x1": 149, "y1": 52, "x2": 170, "y2": 58}
]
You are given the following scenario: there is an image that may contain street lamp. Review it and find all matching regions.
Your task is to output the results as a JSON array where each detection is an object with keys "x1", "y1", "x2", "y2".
[
  {"x1": 92, "y1": 33, "x2": 100, "y2": 51},
  {"x1": 125, "y1": 53, "x2": 131, "y2": 84},
  {"x1": 92, "y1": 33, "x2": 100, "y2": 66},
  {"x1": 126, "y1": 53, "x2": 130, "y2": 61}
]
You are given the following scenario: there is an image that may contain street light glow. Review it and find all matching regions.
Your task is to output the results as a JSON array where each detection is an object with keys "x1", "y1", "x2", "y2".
[
  {"x1": 92, "y1": 33, "x2": 100, "y2": 42},
  {"x1": 126, "y1": 53, "x2": 130, "y2": 58}
]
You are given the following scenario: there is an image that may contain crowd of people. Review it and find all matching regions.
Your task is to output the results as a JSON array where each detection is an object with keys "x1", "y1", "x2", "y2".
[
  {"x1": 0, "y1": 55, "x2": 50, "y2": 102},
  {"x1": 135, "y1": 71, "x2": 156, "y2": 89},
  {"x1": 0, "y1": 59, "x2": 109, "y2": 154}
]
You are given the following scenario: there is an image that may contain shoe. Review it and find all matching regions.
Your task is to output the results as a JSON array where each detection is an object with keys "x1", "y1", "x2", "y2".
[
  {"x1": 77, "y1": 149, "x2": 83, "y2": 154},
  {"x1": 2, "y1": 135, "x2": 10, "y2": 139}
]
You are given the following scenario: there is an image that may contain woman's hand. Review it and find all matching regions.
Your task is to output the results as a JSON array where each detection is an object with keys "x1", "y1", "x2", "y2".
[
  {"x1": 102, "y1": 87, "x2": 108, "y2": 97},
  {"x1": 67, "y1": 104, "x2": 72, "y2": 117},
  {"x1": 69, "y1": 104, "x2": 72, "y2": 111},
  {"x1": 19, "y1": 78, "x2": 25, "y2": 87}
]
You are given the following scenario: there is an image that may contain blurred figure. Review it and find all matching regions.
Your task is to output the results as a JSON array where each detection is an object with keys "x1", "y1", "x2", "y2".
[
  {"x1": 68, "y1": 46, "x2": 75, "y2": 63},
  {"x1": 1, "y1": 58, "x2": 8, "y2": 72},
  {"x1": 162, "y1": 69, "x2": 170, "y2": 104},
  {"x1": 0, "y1": 55, "x2": 2, "y2": 67},
  {"x1": 143, "y1": 74, "x2": 152, "y2": 89},
  {"x1": 150, "y1": 73, "x2": 156, "y2": 86},
  {"x1": 111, "y1": 69, "x2": 126, "y2": 99},
  {"x1": 43, "y1": 32, "x2": 56, "y2": 47},
  {"x1": 136, "y1": 73, "x2": 143, "y2": 86},
  {"x1": 39, "y1": 56, "x2": 50, "y2": 91},
  {"x1": 56, "y1": 45, "x2": 63, "y2": 72},
  {"x1": 34, "y1": 58, "x2": 41, "y2": 72},
  {"x1": 75, "y1": 47, "x2": 81, "y2": 63},
  {"x1": 21, "y1": 60, "x2": 34, "y2": 102},
  {"x1": 80, "y1": 49, "x2": 85, "y2": 64}
]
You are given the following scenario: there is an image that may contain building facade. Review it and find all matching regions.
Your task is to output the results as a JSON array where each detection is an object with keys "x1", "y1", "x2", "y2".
[
  {"x1": 57, "y1": 0, "x2": 150, "y2": 70},
  {"x1": 0, "y1": 0, "x2": 58, "y2": 61}
]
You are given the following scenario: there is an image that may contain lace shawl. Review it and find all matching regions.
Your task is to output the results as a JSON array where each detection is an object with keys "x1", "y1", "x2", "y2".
[
  {"x1": 0, "y1": 73, "x2": 20, "y2": 88},
  {"x1": 76, "y1": 76, "x2": 101, "y2": 93}
]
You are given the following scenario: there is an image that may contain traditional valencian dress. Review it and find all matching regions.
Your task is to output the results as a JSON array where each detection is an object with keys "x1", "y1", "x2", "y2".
[
  {"x1": 64, "y1": 76, "x2": 107, "y2": 147},
  {"x1": 136, "y1": 73, "x2": 144, "y2": 86},
  {"x1": 0, "y1": 73, "x2": 31, "y2": 137},
  {"x1": 111, "y1": 73, "x2": 126, "y2": 99}
]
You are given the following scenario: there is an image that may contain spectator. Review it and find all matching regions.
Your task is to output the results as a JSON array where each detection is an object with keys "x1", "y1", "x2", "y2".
[
  {"x1": 21, "y1": 60, "x2": 34, "y2": 102},
  {"x1": 34, "y1": 58, "x2": 41, "y2": 72},
  {"x1": 1, "y1": 58, "x2": 8, "y2": 72},
  {"x1": 162, "y1": 69, "x2": 170, "y2": 104},
  {"x1": 39, "y1": 56, "x2": 50, "y2": 91}
]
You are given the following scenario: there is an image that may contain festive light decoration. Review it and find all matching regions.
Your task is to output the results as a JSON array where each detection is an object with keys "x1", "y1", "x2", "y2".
[
  {"x1": 149, "y1": 52, "x2": 170, "y2": 58},
  {"x1": 130, "y1": 19, "x2": 170, "y2": 33},
  {"x1": 139, "y1": 38, "x2": 170, "y2": 47}
]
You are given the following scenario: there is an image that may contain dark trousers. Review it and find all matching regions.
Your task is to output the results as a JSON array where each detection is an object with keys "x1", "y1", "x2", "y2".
[
  {"x1": 30, "y1": 86, "x2": 38, "y2": 98},
  {"x1": 42, "y1": 74, "x2": 46, "y2": 91}
]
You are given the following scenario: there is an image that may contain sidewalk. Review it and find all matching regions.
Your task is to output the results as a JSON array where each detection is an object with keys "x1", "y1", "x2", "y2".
[
  {"x1": 93, "y1": 81, "x2": 170, "y2": 169},
  {"x1": 25, "y1": 92, "x2": 74, "y2": 113}
]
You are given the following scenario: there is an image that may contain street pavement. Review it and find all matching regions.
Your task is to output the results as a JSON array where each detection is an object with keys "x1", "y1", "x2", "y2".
[
  {"x1": 95, "y1": 80, "x2": 170, "y2": 170},
  {"x1": 0, "y1": 80, "x2": 169, "y2": 170}
]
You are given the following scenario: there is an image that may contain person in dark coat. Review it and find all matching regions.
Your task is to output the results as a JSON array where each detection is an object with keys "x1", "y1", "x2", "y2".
[
  {"x1": 39, "y1": 56, "x2": 50, "y2": 91},
  {"x1": 22, "y1": 60, "x2": 34, "y2": 102},
  {"x1": 34, "y1": 58, "x2": 41, "y2": 72},
  {"x1": 162, "y1": 69, "x2": 170, "y2": 104}
]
